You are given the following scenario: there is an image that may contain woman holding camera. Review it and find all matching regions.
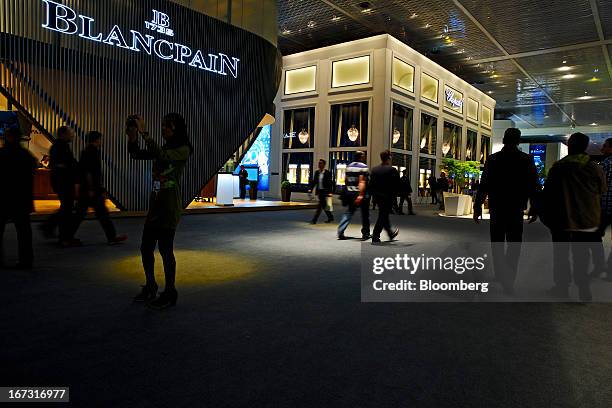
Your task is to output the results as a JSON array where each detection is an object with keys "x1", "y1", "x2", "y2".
[{"x1": 126, "y1": 113, "x2": 192, "y2": 309}]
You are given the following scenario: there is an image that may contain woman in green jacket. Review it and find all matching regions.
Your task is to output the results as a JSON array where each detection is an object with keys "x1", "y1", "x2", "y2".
[{"x1": 126, "y1": 113, "x2": 192, "y2": 309}]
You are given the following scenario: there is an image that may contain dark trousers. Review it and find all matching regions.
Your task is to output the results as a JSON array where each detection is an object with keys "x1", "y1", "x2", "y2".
[
  {"x1": 431, "y1": 190, "x2": 438, "y2": 204},
  {"x1": 312, "y1": 191, "x2": 333, "y2": 223},
  {"x1": 489, "y1": 210, "x2": 524, "y2": 289},
  {"x1": 141, "y1": 226, "x2": 176, "y2": 290},
  {"x1": 72, "y1": 192, "x2": 117, "y2": 241},
  {"x1": 0, "y1": 211, "x2": 33, "y2": 267},
  {"x1": 239, "y1": 184, "x2": 247, "y2": 199},
  {"x1": 373, "y1": 197, "x2": 394, "y2": 240},
  {"x1": 338, "y1": 197, "x2": 370, "y2": 237},
  {"x1": 44, "y1": 190, "x2": 75, "y2": 241},
  {"x1": 397, "y1": 193, "x2": 414, "y2": 214},
  {"x1": 552, "y1": 231, "x2": 599, "y2": 289}
]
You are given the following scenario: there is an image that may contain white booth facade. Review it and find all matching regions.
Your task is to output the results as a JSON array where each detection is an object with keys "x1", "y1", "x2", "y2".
[{"x1": 271, "y1": 34, "x2": 496, "y2": 199}]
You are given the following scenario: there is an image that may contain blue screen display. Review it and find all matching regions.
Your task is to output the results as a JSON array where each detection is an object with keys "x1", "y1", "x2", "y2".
[{"x1": 240, "y1": 124, "x2": 271, "y2": 191}]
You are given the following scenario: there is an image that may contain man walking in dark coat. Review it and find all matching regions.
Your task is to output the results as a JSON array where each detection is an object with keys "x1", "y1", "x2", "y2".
[
  {"x1": 369, "y1": 150, "x2": 400, "y2": 243},
  {"x1": 43, "y1": 126, "x2": 81, "y2": 247},
  {"x1": 0, "y1": 127, "x2": 37, "y2": 269},
  {"x1": 309, "y1": 159, "x2": 334, "y2": 224},
  {"x1": 71, "y1": 131, "x2": 127, "y2": 245},
  {"x1": 474, "y1": 128, "x2": 539, "y2": 293}
]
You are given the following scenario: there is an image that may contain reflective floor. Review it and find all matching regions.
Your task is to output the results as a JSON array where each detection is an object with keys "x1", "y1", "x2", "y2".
[{"x1": 2, "y1": 205, "x2": 611, "y2": 407}]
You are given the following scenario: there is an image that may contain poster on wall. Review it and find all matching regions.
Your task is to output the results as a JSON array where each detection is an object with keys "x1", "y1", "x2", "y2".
[{"x1": 241, "y1": 125, "x2": 271, "y2": 191}]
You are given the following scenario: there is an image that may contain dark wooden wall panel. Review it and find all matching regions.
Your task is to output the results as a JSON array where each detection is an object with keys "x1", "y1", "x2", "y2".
[{"x1": 0, "y1": 0, "x2": 281, "y2": 210}]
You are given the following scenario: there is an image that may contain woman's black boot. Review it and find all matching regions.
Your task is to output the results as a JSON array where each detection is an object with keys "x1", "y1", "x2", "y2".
[
  {"x1": 148, "y1": 288, "x2": 178, "y2": 310},
  {"x1": 133, "y1": 283, "x2": 158, "y2": 302}
]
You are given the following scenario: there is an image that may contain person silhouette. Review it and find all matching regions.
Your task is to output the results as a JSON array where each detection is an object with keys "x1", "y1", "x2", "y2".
[
  {"x1": 127, "y1": 113, "x2": 192, "y2": 309},
  {"x1": 541, "y1": 132, "x2": 606, "y2": 301},
  {"x1": 474, "y1": 128, "x2": 539, "y2": 294},
  {"x1": 0, "y1": 127, "x2": 38, "y2": 269}
]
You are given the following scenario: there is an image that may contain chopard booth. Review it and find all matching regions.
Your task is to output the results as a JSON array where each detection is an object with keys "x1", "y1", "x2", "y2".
[{"x1": 271, "y1": 34, "x2": 495, "y2": 211}]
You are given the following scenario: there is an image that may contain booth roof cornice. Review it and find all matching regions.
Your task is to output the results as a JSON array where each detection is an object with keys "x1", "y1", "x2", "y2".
[{"x1": 282, "y1": 33, "x2": 495, "y2": 105}]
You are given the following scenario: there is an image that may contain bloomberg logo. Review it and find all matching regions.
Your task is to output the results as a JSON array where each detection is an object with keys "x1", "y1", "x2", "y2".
[{"x1": 41, "y1": 0, "x2": 240, "y2": 79}]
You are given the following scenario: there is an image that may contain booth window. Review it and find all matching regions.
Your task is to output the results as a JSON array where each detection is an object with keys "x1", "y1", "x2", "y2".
[
  {"x1": 282, "y1": 152, "x2": 313, "y2": 192},
  {"x1": 442, "y1": 122, "x2": 462, "y2": 160},
  {"x1": 419, "y1": 113, "x2": 437, "y2": 155},
  {"x1": 443, "y1": 85, "x2": 464, "y2": 115},
  {"x1": 421, "y1": 73, "x2": 439, "y2": 104},
  {"x1": 482, "y1": 106, "x2": 492, "y2": 128},
  {"x1": 392, "y1": 152, "x2": 411, "y2": 180},
  {"x1": 283, "y1": 107, "x2": 315, "y2": 149},
  {"x1": 480, "y1": 135, "x2": 491, "y2": 164},
  {"x1": 392, "y1": 58, "x2": 414, "y2": 93},
  {"x1": 466, "y1": 130, "x2": 478, "y2": 161},
  {"x1": 284, "y1": 65, "x2": 317, "y2": 95},
  {"x1": 331, "y1": 55, "x2": 370, "y2": 88},
  {"x1": 328, "y1": 151, "x2": 360, "y2": 193},
  {"x1": 330, "y1": 101, "x2": 369, "y2": 147},
  {"x1": 391, "y1": 103, "x2": 413, "y2": 151},
  {"x1": 467, "y1": 98, "x2": 479, "y2": 122},
  {"x1": 418, "y1": 157, "x2": 436, "y2": 197}
]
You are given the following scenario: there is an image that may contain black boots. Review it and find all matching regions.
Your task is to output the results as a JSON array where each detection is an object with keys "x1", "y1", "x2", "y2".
[
  {"x1": 133, "y1": 283, "x2": 158, "y2": 302},
  {"x1": 148, "y1": 289, "x2": 178, "y2": 310}
]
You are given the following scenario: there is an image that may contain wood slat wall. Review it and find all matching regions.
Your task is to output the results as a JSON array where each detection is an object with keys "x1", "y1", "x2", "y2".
[{"x1": 0, "y1": 0, "x2": 281, "y2": 210}]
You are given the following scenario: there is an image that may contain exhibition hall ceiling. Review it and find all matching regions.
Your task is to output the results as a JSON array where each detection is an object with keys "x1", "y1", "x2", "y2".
[{"x1": 277, "y1": 0, "x2": 612, "y2": 129}]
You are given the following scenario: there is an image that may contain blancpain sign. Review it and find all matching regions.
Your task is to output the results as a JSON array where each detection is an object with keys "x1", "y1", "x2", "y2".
[{"x1": 41, "y1": 0, "x2": 240, "y2": 78}]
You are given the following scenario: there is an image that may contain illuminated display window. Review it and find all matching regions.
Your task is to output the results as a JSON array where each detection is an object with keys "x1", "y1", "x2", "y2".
[
  {"x1": 480, "y1": 135, "x2": 491, "y2": 164},
  {"x1": 330, "y1": 101, "x2": 369, "y2": 147},
  {"x1": 283, "y1": 107, "x2": 315, "y2": 149},
  {"x1": 284, "y1": 66, "x2": 317, "y2": 95},
  {"x1": 466, "y1": 129, "x2": 478, "y2": 161},
  {"x1": 418, "y1": 157, "x2": 437, "y2": 193},
  {"x1": 282, "y1": 152, "x2": 313, "y2": 192},
  {"x1": 482, "y1": 106, "x2": 492, "y2": 128},
  {"x1": 442, "y1": 121, "x2": 462, "y2": 159},
  {"x1": 391, "y1": 152, "x2": 412, "y2": 181},
  {"x1": 391, "y1": 103, "x2": 413, "y2": 151},
  {"x1": 443, "y1": 85, "x2": 464, "y2": 114},
  {"x1": 420, "y1": 73, "x2": 439, "y2": 104},
  {"x1": 392, "y1": 57, "x2": 415, "y2": 93},
  {"x1": 467, "y1": 98, "x2": 479, "y2": 122},
  {"x1": 331, "y1": 55, "x2": 370, "y2": 88},
  {"x1": 329, "y1": 151, "x2": 360, "y2": 191},
  {"x1": 419, "y1": 113, "x2": 437, "y2": 155}
]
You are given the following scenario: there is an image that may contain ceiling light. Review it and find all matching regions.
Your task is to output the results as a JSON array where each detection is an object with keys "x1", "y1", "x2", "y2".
[
  {"x1": 490, "y1": 74, "x2": 499, "y2": 78},
  {"x1": 576, "y1": 95, "x2": 594, "y2": 100},
  {"x1": 562, "y1": 60, "x2": 567, "y2": 64},
  {"x1": 590, "y1": 122, "x2": 598, "y2": 126},
  {"x1": 410, "y1": 13, "x2": 418, "y2": 19},
  {"x1": 281, "y1": 28, "x2": 292, "y2": 35},
  {"x1": 487, "y1": 90, "x2": 494, "y2": 94},
  {"x1": 331, "y1": 16, "x2": 341, "y2": 22},
  {"x1": 424, "y1": 23, "x2": 431, "y2": 28},
  {"x1": 307, "y1": 21, "x2": 316, "y2": 28},
  {"x1": 556, "y1": 66, "x2": 572, "y2": 72},
  {"x1": 561, "y1": 74, "x2": 577, "y2": 79},
  {"x1": 361, "y1": 8, "x2": 372, "y2": 13}
]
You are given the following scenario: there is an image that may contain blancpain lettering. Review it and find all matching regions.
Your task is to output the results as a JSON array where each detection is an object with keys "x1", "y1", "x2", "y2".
[{"x1": 41, "y1": 0, "x2": 240, "y2": 78}]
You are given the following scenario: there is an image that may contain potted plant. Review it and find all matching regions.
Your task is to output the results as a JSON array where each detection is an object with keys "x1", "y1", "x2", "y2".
[{"x1": 281, "y1": 180, "x2": 292, "y2": 202}]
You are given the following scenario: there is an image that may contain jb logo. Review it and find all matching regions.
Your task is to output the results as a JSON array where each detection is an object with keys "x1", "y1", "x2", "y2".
[{"x1": 146, "y1": 10, "x2": 174, "y2": 37}]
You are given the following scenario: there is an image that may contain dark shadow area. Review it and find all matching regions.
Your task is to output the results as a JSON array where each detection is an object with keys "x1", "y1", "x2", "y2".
[{"x1": 1, "y1": 207, "x2": 611, "y2": 406}]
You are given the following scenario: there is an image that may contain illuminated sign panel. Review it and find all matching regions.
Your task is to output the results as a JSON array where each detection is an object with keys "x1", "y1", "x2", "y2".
[
  {"x1": 241, "y1": 125, "x2": 271, "y2": 191},
  {"x1": 41, "y1": 0, "x2": 240, "y2": 78},
  {"x1": 444, "y1": 85, "x2": 464, "y2": 113}
]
